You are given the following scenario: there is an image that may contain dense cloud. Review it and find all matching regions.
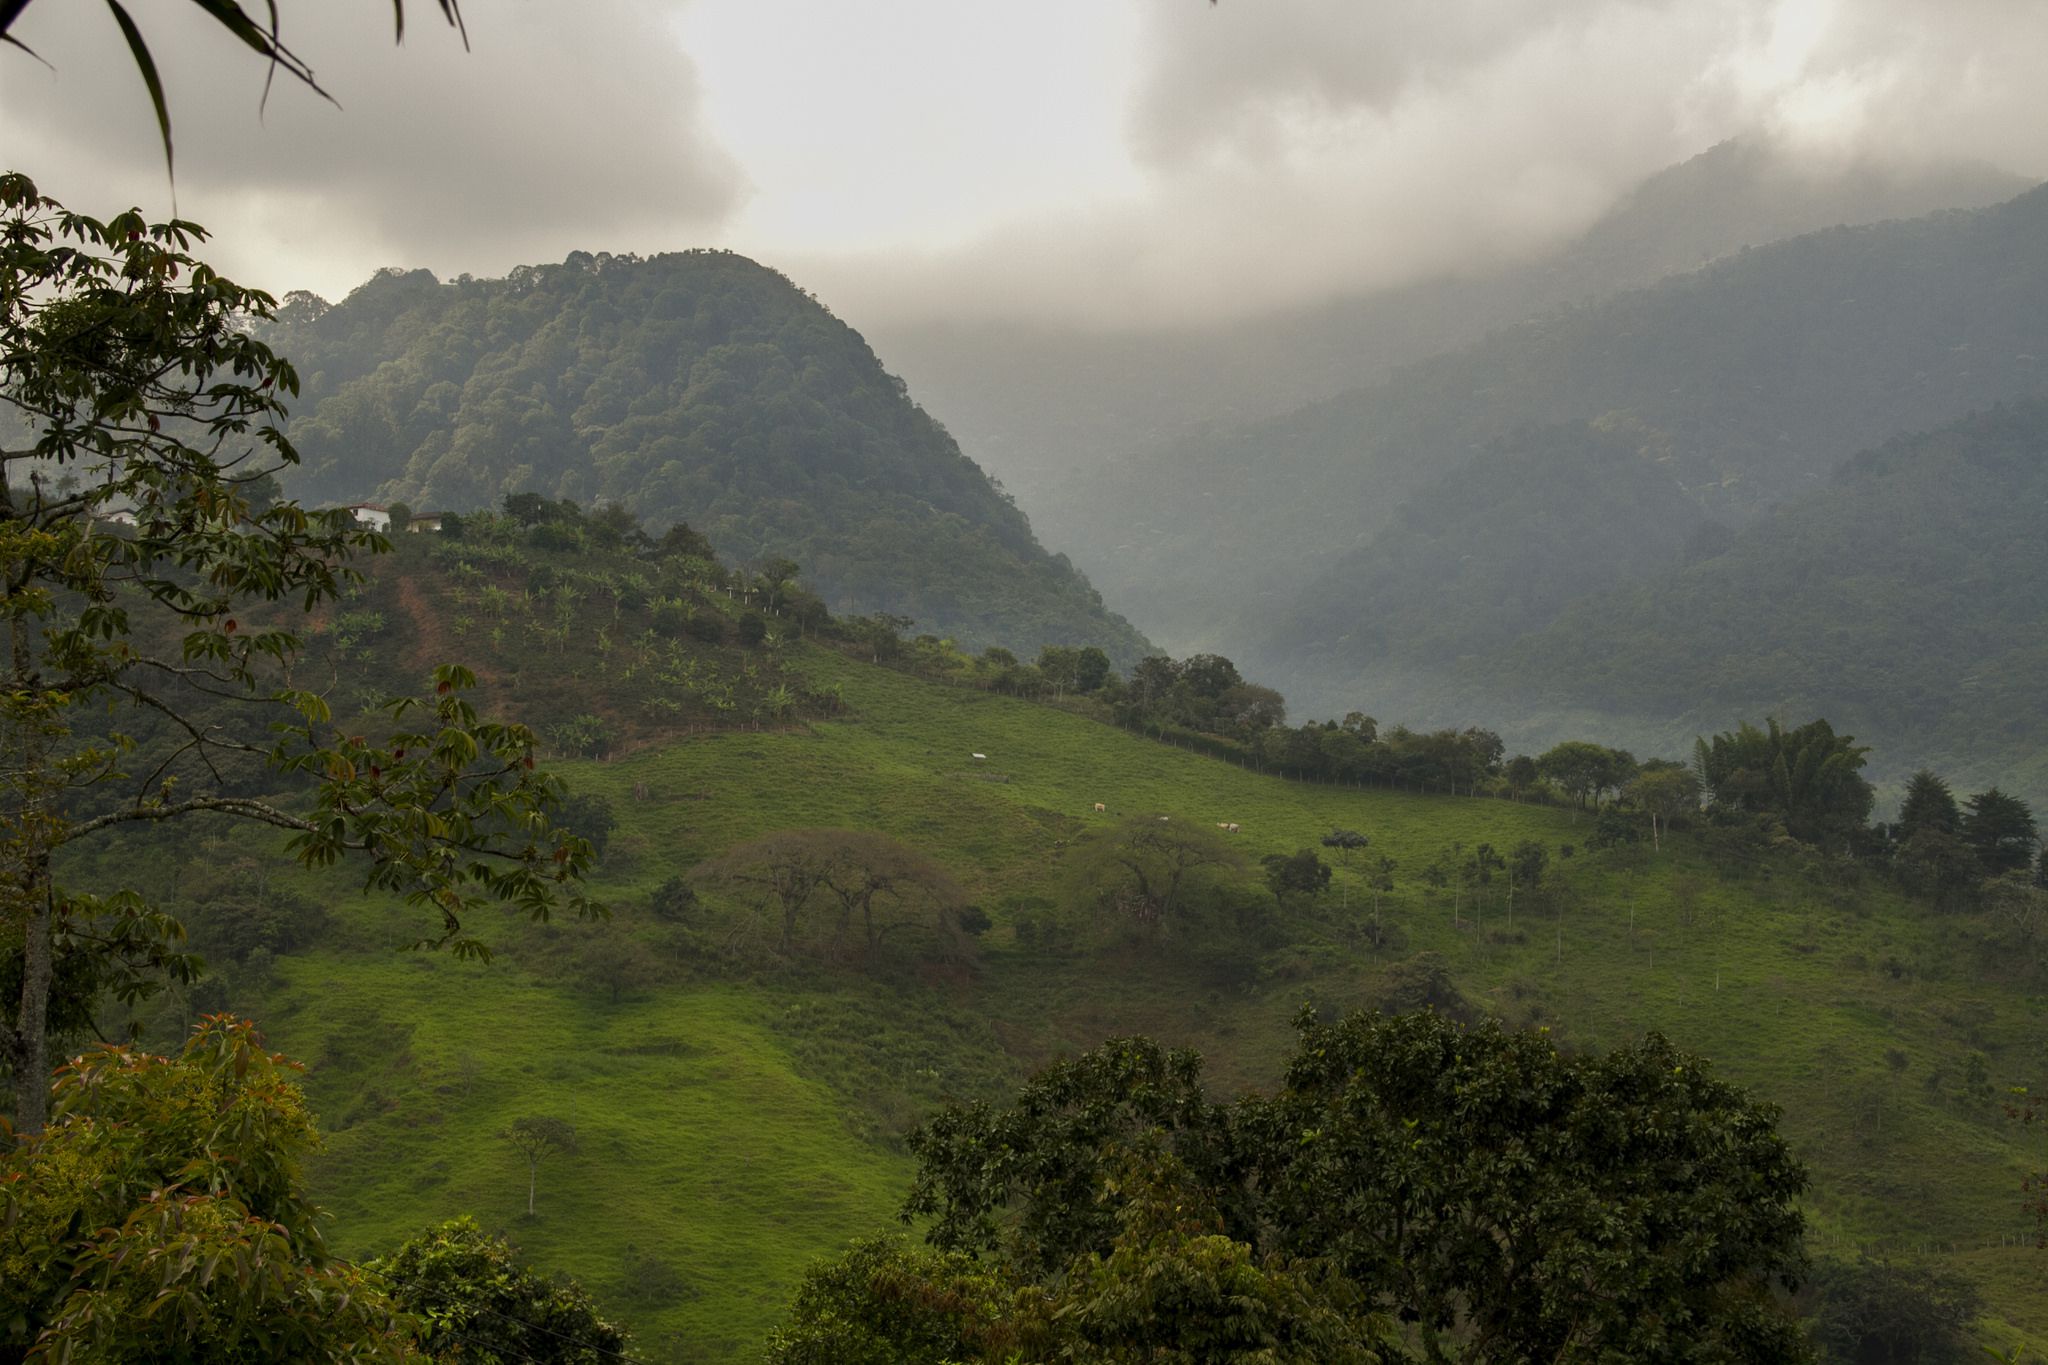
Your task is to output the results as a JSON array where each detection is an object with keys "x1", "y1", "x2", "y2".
[
  {"x1": 1, "y1": 0, "x2": 2044, "y2": 325},
  {"x1": 810, "y1": 0, "x2": 2048, "y2": 328},
  {"x1": 0, "y1": 0, "x2": 741, "y2": 297}
]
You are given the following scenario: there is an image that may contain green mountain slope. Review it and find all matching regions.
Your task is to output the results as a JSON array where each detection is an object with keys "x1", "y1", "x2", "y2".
[
  {"x1": 1050, "y1": 179, "x2": 2048, "y2": 662},
  {"x1": 1265, "y1": 418, "x2": 1710, "y2": 671},
  {"x1": 263, "y1": 252, "x2": 1149, "y2": 662},
  {"x1": 1448, "y1": 401, "x2": 2048, "y2": 808},
  {"x1": 80, "y1": 537, "x2": 2048, "y2": 1363}
]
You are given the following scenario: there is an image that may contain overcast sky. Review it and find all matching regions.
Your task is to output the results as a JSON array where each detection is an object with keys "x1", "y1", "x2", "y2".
[{"x1": 3, "y1": 0, "x2": 2045, "y2": 327}]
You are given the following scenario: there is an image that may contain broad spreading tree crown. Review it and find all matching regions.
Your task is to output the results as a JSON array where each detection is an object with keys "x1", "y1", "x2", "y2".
[{"x1": 1, "y1": 172, "x2": 598, "y2": 1134}]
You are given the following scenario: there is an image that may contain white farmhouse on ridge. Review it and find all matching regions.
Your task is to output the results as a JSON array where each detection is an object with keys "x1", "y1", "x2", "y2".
[{"x1": 341, "y1": 504, "x2": 391, "y2": 533}]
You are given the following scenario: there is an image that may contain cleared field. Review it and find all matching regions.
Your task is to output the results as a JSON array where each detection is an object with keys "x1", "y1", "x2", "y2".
[{"x1": 150, "y1": 639, "x2": 2048, "y2": 1361}]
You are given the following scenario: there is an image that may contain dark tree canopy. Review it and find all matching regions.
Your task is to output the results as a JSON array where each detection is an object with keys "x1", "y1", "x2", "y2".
[
  {"x1": 1262, "y1": 848, "x2": 1333, "y2": 900},
  {"x1": 894, "y1": 1011, "x2": 1812, "y2": 1365},
  {"x1": 372, "y1": 1216, "x2": 633, "y2": 1365},
  {"x1": 0, "y1": 1017, "x2": 414, "y2": 1361},
  {"x1": 1536, "y1": 740, "x2": 1637, "y2": 810},
  {"x1": 1804, "y1": 1258, "x2": 1983, "y2": 1365},
  {"x1": 1961, "y1": 787, "x2": 2038, "y2": 877},
  {"x1": 1896, "y1": 770, "x2": 1962, "y2": 839},
  {"x1": 1695, "y1": 718, "x2": 1874, "y2": 851}
]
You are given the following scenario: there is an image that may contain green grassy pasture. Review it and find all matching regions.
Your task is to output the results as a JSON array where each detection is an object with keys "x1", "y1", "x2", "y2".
[{"x1": 124, "y1": 640, "x2": 2048, "y2": 1361}]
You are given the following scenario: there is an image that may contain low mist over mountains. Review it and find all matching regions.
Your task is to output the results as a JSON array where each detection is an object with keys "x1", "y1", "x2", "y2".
[
  {"x1": 865, "y1": 140, "x2": 2027, "y2": 507},
  {"x1": 949, "y1": 162, "x2": 2046, "y2": 801},
  {"x1": 1049, "y1": 172, "x2": 2048, "y2": 663},
  {"x1": 264, "y1": 251, "x2": 1149, "y2": 662}
]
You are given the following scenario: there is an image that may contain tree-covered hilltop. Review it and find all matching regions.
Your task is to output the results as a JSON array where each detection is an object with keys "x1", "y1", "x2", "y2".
[
  {"x1": 1048, "y1": 178, "x2": 2048, "y2": 658},
  {"x1": 260, "y1": 252, "x2": 1151, "y2": 663},
  {"x1": 1446, "y1": 401, "x2": 2048, "y2": 809}
]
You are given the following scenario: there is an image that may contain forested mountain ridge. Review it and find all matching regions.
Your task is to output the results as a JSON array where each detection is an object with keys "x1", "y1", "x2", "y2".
[
  {"x1": 261, "y1": 251, "x2": 1151, "y2": 662},
  {"x1": 1442, "y1": 401, "x2": 2048, "y2": 809},
  {"x1": 1059, "y1": 176, "x2": 2048, "y2": 670},
  {"x1": 1264, "y1": 417, "x2": 1711, "y2": 673}
]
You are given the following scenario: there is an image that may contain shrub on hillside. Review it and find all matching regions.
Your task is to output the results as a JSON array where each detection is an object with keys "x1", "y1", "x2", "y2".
[
  {"x1": 557, "y1": 792, "x2": 618, "y2": 859},
  {"x1": 650, "y1": 875, "x2": 700, "y2": 923},
  {"x1": 1804, "y1": 1257, "x2": 1982, "y2": 1364}
]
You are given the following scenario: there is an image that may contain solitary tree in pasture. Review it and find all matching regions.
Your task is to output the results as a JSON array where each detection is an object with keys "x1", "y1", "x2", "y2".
[
  {"x1": 1365, "y1": 855, "x2": 1396, "y2": 920},
  {"x1": 1322, "y1": 829, "x2": 1369, "y2": 909},
  {"x1": 1506, "y1": 840, "x2": 1547, "y2": 924},
  {"x1": 504, "y1": 1115, "x2": 579, "y2": 1217},
  {"x1": 813, "y1": 830, "x2": 966, "y2": 954},
  {"x1": 1321, "y1": 829, "x2": 1369, "y2": 866},
  {"x1": 692, "y1": 831, "x2": 835, "y2": 952},
  {"x1": 1068, "y1": 815, "x2": 1244, "y2": 936}
]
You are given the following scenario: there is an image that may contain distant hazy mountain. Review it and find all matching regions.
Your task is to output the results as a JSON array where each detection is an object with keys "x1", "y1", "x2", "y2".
[
  {"x1": 1245, "y1": 175, "x2": 2048, "y2": 703},
  {"x1": 265, "y1": 252, "x2": 1151, "y2": 662},
  {"x1": 1035, "y1": 174, "x2": 2048, "y2": 678},
  {"x1": 1266, "y1": 418, "x2": 1711, "y2": 673},
  {"x1": 866, "y1": 140, "x2": 2026, "y2": 509},
  {"x1": 1446, "y1": 401, "x2": 2048, "y2": 807}
]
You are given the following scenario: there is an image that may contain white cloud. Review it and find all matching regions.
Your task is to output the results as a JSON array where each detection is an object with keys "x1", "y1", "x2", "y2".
[
  {"x1": 0, "y1": 0, "x2": 742, "y2": 298},
  {"x1": 1, "y1": 0, "x2": 2042, "y2": 322}
]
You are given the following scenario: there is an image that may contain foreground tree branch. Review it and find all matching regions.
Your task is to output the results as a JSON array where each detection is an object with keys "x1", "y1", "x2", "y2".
[{"x1": 1, "y1": 173, "x2": 597, "y2": 1134}]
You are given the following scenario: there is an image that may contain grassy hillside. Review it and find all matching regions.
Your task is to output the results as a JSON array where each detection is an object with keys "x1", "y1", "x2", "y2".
[
  {"x1": 262, "y1": 252, "x2": 1149, "y2": 663},
  {"x1": 78, "y1": 543, "x2": 2048, "y2": 1361}
]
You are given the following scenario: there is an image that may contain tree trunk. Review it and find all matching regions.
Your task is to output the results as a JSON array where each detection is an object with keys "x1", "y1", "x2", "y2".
[
  {"x1": 528, "y1": 1158, "x2": 538, "y2": 1215},
  {"x1": 10, "y1": 861, "x2": 54, "y2": 1134},
  {"x1": 7, "y1": 597, "x2": 55, "y2": 1134}
]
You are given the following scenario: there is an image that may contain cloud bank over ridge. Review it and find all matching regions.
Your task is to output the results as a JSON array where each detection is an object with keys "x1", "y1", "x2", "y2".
[{"x1": 2, "y1": 0, "x2": 2043, "y2": 327}]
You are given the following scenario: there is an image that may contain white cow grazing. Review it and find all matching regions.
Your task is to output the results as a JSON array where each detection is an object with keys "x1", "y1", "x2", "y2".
[
  {"x1": 1226, "y1": 823, "x2": 1240, "y2": 833},
  {"x1": 1093, "y1": 802, "x2": 1107, "y2": 812}
]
